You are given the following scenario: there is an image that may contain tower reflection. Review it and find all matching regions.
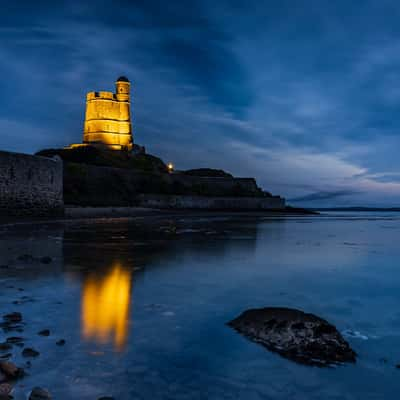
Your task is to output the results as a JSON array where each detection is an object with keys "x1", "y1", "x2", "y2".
[{"x1": 81, "y1": 262, "x2": 132, "y2": 351}]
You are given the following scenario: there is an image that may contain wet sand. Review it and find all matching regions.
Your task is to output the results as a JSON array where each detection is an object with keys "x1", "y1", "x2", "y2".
[{"x1": 0, "y1": 206, "x2": 315, "y2": 227}]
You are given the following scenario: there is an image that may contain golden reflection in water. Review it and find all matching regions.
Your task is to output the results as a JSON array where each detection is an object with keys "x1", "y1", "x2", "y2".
[{"x1": 81, "y1": 263, "x2": 132, "y2": 351}]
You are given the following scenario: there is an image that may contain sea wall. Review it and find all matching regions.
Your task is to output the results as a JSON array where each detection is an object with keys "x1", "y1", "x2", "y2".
[
  {"x1": 0, "y1": 151, "x2": 63, "y2": 216},
  {"x1": 64, "y1": 163, "x2": 266, "y2": 206},
  {"x1": 170, "y1": 174, "x2": 262, "y2": 197},
  {"x1": 137, "y1": 194, "x2": 285, "y2": 210}
]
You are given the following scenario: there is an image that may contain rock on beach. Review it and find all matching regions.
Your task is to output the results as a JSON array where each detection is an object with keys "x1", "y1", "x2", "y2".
[{"x1": 228, "y1": 307, "x2": 356, "y2": 366}]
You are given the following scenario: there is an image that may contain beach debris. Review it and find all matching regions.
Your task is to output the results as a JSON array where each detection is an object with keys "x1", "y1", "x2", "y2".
[{"x1": 228, "y1": 307, "x2": 356, "y2": 366}]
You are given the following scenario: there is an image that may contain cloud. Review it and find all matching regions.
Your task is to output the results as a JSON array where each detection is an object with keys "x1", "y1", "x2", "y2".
[
  {"x1": 289, "y1": 190, "x2": 359, "y2": 203},
  {"x1": 0, "y1": 0, "x2": 400, "y2": 206}
]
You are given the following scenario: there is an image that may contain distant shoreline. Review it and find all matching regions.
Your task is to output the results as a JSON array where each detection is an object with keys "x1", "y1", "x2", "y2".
[{"x1": 314, "y1": 207, "x2": 400, "y2": 212}]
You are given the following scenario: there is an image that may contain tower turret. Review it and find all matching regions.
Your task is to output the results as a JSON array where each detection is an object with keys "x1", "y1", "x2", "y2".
[{"x1": 115, "y1": 76, "x2": 130, "y2": 102}]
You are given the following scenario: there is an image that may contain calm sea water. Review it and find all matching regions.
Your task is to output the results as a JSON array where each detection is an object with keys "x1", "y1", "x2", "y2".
[{"x1": 1, "y1": 212, "x2": 400, "y2": 399}]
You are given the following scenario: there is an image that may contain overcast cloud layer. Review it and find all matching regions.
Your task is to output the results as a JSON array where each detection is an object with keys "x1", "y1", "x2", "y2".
[{"x1": 1, "y1": 0, "x2": 400, "y2": 206}]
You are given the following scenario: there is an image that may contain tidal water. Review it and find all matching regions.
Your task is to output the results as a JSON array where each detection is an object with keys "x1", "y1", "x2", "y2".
[{"x1": 1, "y1": 212, "x2": 400, "y2": 399}]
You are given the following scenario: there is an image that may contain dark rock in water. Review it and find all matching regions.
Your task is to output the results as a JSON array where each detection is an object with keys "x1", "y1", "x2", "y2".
[
  {"x1": 0, "y1": 322, "x2": 24, "y2": 334},
  {"x1": 98, "y1": 397, "x2": 115, "y2": 400},
  {"x1": 0, "y1": 361, "x2": 24, "y2": 380},
  {"x1": 227, "y1": 307, "x2": 356, "y2": 366},
  {"x1": 55, "y1": 339, "x2": 65, "y2": 346},
  {"x1": 0, "y1": 314, "x2": 24, "y2": 334},
  {"x1": 13, "y1": 296, "x2": 35, "y2": 305},
  {"x1": 0, "y1": 322, "x2": 24, "y2": 333},
  {"x1": 396, "y1": 364, "x2": 400, "y2": 369},
  {"x1": 38, "y1": 329, "x2": 50, "y2": 337},
  {"x1": 39, "y1": 257, "x2": 52, "y2": 264},
  {"x1": 2, "y1": 313, "x2": 22, "y2": 323},
  {"x1": 6, "y1": 337, "x2": 24, "y2": 345},
  {"x1": 0, "y1": 344, "x2": 11, "y2": 352},
  {"x1": 29, "y1": 387, "x2": 52, "y2": 400},
  {"x1": 22, "y1": 348, "x2": 40, "y2": 358}
]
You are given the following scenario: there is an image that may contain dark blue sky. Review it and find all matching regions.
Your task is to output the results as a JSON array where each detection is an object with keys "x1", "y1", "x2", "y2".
[{"x1": 1, "y1": 0, "x2": 400, "y2": 206}]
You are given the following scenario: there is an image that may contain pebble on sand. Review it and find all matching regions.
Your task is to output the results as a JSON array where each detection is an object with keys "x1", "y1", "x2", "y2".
[
  {"x1": 22, "y1": 348, "x2": 40, "y2": 358},
  {"x1": 2, "y1": 313, "x2": 22, "y2": 323},
  {"x1": 228, "y1": 307, "x2": 356, "y2": 367},
  {"x1": 0, "y1": 361, "x2": 24, "y2": 380}
]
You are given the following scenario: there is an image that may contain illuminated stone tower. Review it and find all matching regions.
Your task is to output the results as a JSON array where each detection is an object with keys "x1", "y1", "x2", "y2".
[{"x1": 82, "y1": 76, "x2": 133, "y2": 151}]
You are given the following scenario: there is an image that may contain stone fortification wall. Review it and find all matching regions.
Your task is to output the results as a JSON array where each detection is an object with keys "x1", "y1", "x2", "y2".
[
  {"x1": 136, "y1": 194, "x2": 285, "y2": 210},
  {"x1": 64, "y1": 163, "x2": 267, "y2": 206},
  {"x1": 0, "y1": 151, "x2": 63, "y2": 216},
  {"x1": 170, "y1": 174, "x2": 262, "y2": 197}
]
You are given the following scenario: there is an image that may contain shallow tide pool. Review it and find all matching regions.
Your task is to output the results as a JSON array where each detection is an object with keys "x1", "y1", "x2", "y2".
[{"x1": 1, "y1": 212, "x2": 400, "y2": 399}]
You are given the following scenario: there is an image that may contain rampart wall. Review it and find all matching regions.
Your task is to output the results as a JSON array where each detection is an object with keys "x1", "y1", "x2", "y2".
[
  {"x1": 0, "y1": 151, "x2": 63, "y2": 216},
  {"x1": 63, "y1": 163, "x2": 284, "y2": 209}
]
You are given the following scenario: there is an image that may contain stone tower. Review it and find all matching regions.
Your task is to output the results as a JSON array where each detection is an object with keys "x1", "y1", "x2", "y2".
[{"x1": 82, "y1": 76, "x2": 133, "y2": 151}]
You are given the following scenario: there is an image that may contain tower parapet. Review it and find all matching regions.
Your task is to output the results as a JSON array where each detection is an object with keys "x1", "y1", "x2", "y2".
[{"x1": 82, "y1": 76, "x2": 133, "y2": 151}]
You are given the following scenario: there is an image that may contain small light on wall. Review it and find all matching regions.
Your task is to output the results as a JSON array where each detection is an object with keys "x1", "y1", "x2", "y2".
[{"x1": 167, "y1": 163, "x2": 174, "y2": 172}]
